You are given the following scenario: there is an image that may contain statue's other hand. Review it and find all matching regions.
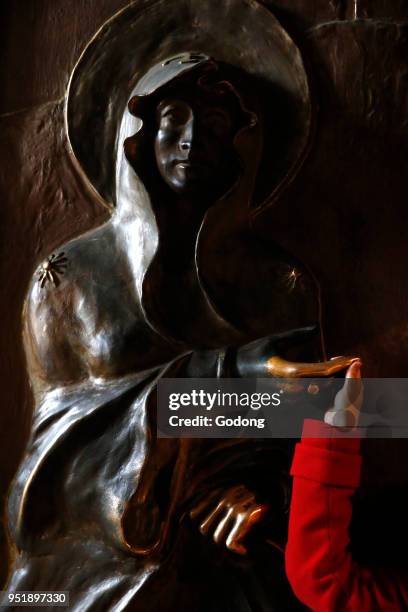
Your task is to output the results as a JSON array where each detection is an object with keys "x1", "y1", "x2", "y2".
[{"x1": 189, "y1": 485, "x2": 267, "y2": 555}]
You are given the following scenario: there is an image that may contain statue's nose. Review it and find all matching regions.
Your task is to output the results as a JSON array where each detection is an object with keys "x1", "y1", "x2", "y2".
[{"x1": 179, "y1": 119, "x2": 194, "y2": 153}]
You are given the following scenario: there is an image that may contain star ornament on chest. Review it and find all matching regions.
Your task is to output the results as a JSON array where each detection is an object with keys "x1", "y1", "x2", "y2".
[
  {"x1": 38, "y1": 252, "x2": 68, "y2": 288},
  {"x1": 285, "y1": 267, "x2": 302, "y2": 292}
]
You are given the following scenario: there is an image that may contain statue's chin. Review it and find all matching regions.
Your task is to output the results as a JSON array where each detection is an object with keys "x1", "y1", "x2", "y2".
[
  {"x1": 170, "y1": 177, "x2": 234, "y2": 202},
  {"x1": 167, "y1": 180, "x2": 219, "y2": 200}
]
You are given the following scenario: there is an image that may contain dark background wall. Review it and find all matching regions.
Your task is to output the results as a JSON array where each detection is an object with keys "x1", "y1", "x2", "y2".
[{"x1": 0, "y1": 0, "x2": 407, "y2": 584}]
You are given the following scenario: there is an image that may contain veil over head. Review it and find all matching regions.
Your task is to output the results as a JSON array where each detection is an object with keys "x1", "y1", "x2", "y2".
[{"x1": 66, "y1": 0, "x2": 313, "y2": 214}]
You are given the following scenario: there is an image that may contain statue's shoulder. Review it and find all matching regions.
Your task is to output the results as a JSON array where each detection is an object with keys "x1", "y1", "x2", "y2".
[
  {"x1": 23, "y1": 223, "x2": 115, "y2": 392},
  {"x1": 26, "y1": 222, "x2": 115, "y2": 309}
]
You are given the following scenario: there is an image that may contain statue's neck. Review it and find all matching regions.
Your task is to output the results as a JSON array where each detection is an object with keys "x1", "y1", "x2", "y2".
[{"x1": 154, "y1": 197, "x2": 210, "y2": 265}]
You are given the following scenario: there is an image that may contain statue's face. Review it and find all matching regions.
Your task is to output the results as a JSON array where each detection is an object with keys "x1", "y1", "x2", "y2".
[{"x1": 154, "y1": 96, "x2": 238, "y2": 198}]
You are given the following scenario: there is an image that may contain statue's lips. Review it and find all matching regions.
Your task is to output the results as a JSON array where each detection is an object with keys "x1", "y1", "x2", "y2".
[{"x1": 175, "y1": 161, "x2": 211, "y2": 174}]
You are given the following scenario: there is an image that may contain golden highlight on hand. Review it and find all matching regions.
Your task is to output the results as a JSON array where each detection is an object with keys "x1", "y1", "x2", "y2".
[
  {"x1": 190, "y1": 485, "x2": 268, "y2": 555},
  {"x1": 266, "y1": 355, "x2": 360, "y2": 378}
]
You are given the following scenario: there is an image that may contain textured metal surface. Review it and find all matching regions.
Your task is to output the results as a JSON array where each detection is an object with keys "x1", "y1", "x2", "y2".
[
  {"x1": 0, "y1": 101, "x2": 110, "y2": 586},
  {"x1": 0, "y1": 0, "x2": 131, "y2": 115},
  {"x1": 259, "y1": 19, "x2": 408, "y2": 378},
  {"x1": 264, "y1": 0, "x2": 408, "y2": 27},
  {"x1": 1, "y1": 0, "x2": 408, "y2": 599}
]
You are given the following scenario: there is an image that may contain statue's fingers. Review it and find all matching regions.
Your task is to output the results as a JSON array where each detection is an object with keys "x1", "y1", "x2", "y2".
[
  {"x1": 266, "y1": 355, "x2": 360, "y2": 378},
  {"x1": 225, "y1": 514, "x2": 247, "y2": 555},
  {"x1": 225, "y1": 485, "x2": 256, "y2": 506},
  {"x1": 189, "y1": 490, "x2": 221, "y2": 521},
  {"x1": 213, "y1": 507, "x2": 235, "y2": 546},
  {"x1": 225, "y1": 505, "x2": 268, "y2": 555},
  {"x1": 191, "y1": 485, "x2": 254, "y2": 524},
  {"x1": 198, "y1": 500, "x2": 227, "y2": 536}
]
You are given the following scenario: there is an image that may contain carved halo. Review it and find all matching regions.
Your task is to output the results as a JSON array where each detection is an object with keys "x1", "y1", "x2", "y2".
[{"x1": 65, "y1": 0, "x2": 313, "y2": 214}]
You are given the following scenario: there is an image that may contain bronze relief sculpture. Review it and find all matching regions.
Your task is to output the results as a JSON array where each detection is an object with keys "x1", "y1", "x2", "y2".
[{"x1": 5, "y1": 1, "x2": 354, "y2": 609}]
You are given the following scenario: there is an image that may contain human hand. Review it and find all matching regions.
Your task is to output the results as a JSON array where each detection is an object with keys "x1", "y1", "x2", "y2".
[
  {"x1": 324, "y1": 360, "x2": 363, "y2": 427},
  {"x1": 190, "y1": 484, "x2": 267, "y2": 555}
]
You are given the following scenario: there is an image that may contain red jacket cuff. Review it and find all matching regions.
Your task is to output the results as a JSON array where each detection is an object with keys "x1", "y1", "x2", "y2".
[
  {"x1": 291, "y1": 442, "x2": 362, "y2": 488},
  {"x1": 301, "y1": 418, "x2": 362, "y2": 454}
]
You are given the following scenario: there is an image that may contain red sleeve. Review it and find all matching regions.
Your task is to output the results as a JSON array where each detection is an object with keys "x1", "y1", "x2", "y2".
[{"x1": 285, "y1": 419, "x2": 408, "y2": 611}]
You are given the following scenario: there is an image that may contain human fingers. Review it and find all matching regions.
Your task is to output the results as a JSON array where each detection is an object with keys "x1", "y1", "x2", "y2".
[{"x1": 325, "y1": 361, "x2": 363, "y2": 427}]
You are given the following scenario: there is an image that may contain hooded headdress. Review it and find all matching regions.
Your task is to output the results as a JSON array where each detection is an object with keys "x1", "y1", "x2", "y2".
[
  {"x1": 64, "y1": 0, "x2": 317, "y2": 347},
  {"x1": 66, "y1": 0, "x2": 312, "y2": 213}
]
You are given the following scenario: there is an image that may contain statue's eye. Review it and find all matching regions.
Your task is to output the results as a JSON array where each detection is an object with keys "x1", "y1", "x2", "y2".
[{"x1": 159, "y1": 104, "x2": 189, "y2": 127}]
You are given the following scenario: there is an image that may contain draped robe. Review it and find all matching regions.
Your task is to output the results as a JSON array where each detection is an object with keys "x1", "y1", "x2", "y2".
[{"x1": 5, "y1": 63, "x2": 321, "y2": 611}]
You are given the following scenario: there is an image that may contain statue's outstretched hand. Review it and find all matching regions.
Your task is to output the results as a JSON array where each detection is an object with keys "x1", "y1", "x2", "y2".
[
  {"x1": 190, "y1": 484, "x2": 267, "y2": 555},
  {"x1": 236, "y1": 325, "x2": 359, "y2": 380}
]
